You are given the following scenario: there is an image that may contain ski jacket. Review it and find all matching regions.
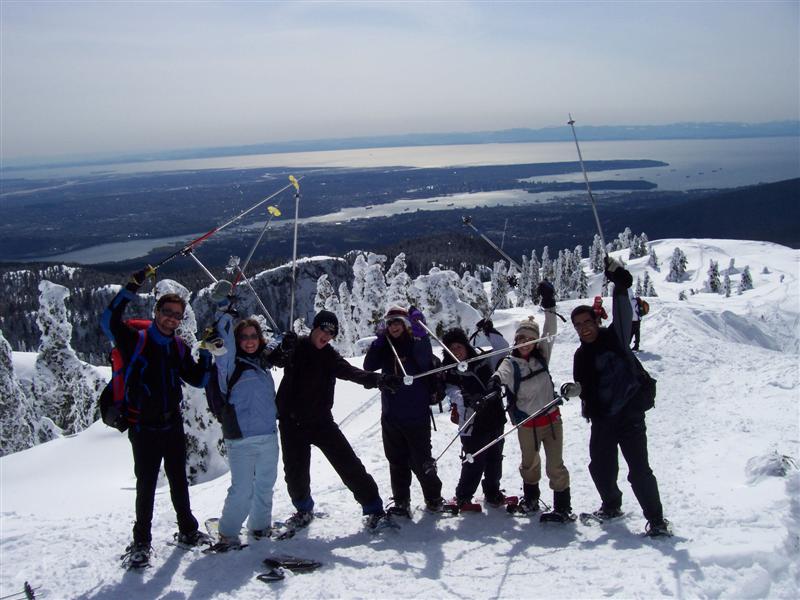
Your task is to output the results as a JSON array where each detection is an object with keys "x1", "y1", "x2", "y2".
[
  {"x1": 101, "y1": 287, "x2": 211, "y2": 431},
  {"x1": 276, "y1": 336, "x2": 379, "y2": 424},
  {"x1": 214, "y1": 311, "x2": 278, "y2": 439},
  {"x1": 573, "y1": 267, "x2": 642, "y2": 420},
  {"x1": 494, "y1": 308, "x2": 558, "y2": 425},
  {"x1": 363, "y1": 333, "x2": 434, "y2": 424},
  {"x1": 628, "y1": 288, "x2": 641, "y2": 321},
  {"x1": 443, "y1": 332, "x2": 509, "y2": 437}
]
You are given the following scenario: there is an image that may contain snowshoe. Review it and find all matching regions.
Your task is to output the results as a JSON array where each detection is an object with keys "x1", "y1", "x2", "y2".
[
  {"x1": 485, "y1": 492, "x2": 519, "y2": 509},
  {"x1": 645, "y1": 519, "x2": 673, "y2": 538},
  {"x1": 424, "y1": 497, "x2": 446, "y2": 513},
  {"x1": 121, "y1": 542, "x2": 151, "y2": 570},
  {"x1": 442, "y1": 497, "x2": 482, "y2": 515},
  {"x1": 579, "y1": 507, "x2": 624, "y2": 526},
  {"x1": 200, "y1": 518, "x2": 247, "y2": 553},
  {"x1": 263, "y1": 554, "x2": 322, "y2": 573},
  {"x1": 175, "y1": 529, "x2": 213, "y2": 547},
  {"x1": 386, "y1": 499, "x2": 412, "y2": 519},
  {"x1": 365, "y1": 512, "x2": 400, "y2": 533},
  {"x1": 273, "y1": 510, "x2": 315, "y2": 541},
  {"x1": 540, "y1": 510, "x2": 577, "y2": 523},
  {"x1": 256, "y1": 567, "x2": 286, "y2": 583},
  {"x1": 507, "y1": 497, "x2": 543, "y2": 516}
]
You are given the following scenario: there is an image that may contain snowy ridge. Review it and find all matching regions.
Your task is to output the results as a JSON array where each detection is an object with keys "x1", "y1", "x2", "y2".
[{"x1": 1, "y1": 238, "x2": 798, "y2": 599}]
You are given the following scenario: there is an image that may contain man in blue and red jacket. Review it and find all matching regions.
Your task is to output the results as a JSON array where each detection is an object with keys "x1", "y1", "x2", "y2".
[{"x1": 102, "y1": 268, "x2": 212, "y2": 565}]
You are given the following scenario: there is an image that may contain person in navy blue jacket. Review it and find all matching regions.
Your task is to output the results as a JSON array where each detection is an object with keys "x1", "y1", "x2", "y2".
[
  {"x1": 364, "y1": 306, "x2": 443, "y2": 516},
  {"x1": 102, "y1": 268, "x2": 212, "y2": 566}
]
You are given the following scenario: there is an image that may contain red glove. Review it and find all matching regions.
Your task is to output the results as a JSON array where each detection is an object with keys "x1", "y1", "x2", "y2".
[{"x1": 450, "y1": 404, "x2": 459, "y2": 424}]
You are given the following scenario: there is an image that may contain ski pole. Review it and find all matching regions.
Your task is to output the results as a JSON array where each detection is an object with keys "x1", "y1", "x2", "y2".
[
  {"x1": 233, "y1": 205, "x2": 283, "y2": 288},
  {"x1": 434, "y1": 409, "x2": 478, "y2": 464},
  {"x1": 417, "y1": 320, "x2": 468, "y2": 373},
  {"x1": 233, "y1": 265, "x2": 280, "y2": 332},
  {"x1": 406, "y1": 334, "x2": 556, "y2": 384},
  {"x1": 184, "y1": 249, "x2": 219, "y2": 284},
  {"x1": 567, "y1": 114, "x2": 606, "y2": 249},
  {"x1": 462, "y1": 395, "x2": 566, "y2": 464},
  {"x1": 462, "y1": 215, "x2": 522, "y2": 271},
  {"x1": 150, "y1": 177, "x2": 300, "y2": 271},
  {"x1": 386, "y1": 337, "x2": 414, "y2": 386},
  {"x1": 288, "y1": 175, "x2": 301, "y2": 328}
]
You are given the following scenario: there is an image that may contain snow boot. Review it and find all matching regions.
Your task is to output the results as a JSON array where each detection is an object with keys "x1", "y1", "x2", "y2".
[
  {"x1": 121, "y1": 542, "x2": 151, "y2": 570},
  {"x1": 176, "y1": 530, "x2": 213, "y2": 547},
  {"x1": 365, "y1": 511, "x2": 398, "y2": 533},
  {"x1": 645, "y1": 518, "x2": 673, "y2": 537},
  {"x1": 540, "y1": 488, "x2": 576, "y2": 523},
  {"x1": 424, "y1": 496, "x2": 445, "y2": 513},
  {"x1": 483, "y1": 489, "x2": 507, "y2": 508},
  {"x1": 387, "y1": 499, "x2": 412, "y2": 518}
]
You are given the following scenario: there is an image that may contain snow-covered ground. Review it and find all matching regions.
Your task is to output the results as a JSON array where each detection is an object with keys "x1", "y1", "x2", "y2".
[{"x1": 2, "y1": 238, "x2": 798, "y2": 599}]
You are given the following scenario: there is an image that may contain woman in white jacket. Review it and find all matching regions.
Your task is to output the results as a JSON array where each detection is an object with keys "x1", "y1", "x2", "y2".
[{"x1": 493, "y1": 281, "x2": 573, "y2": 521}]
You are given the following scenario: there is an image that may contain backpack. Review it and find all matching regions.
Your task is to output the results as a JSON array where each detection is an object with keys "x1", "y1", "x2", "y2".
[
  {"x1": 636, "y1": 297, "x2": 650, "y2": 316},
  {"x1": 505, "y1": 353, "x2": 554, "y2": 424},
  {"x1": 630, "y1": 353, "x2": 657, "y2": 411},
  {"x1": 205, "y1": 360, "x2": 253, "y2": 439},
  {"x1": 99, "y1": 319, "x2": 185, "y2": 432},
  {"x1": 428, "y1": 355, "x2": 447, "y2": 409}
]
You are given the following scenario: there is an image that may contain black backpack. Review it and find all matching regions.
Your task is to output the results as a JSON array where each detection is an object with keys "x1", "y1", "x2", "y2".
[
  {"x1": 205, "y1": 361, "x2": 252, "y2": 439},
  {"x1": 630, "y1": 354, "x2": 657, "y2": 411}
]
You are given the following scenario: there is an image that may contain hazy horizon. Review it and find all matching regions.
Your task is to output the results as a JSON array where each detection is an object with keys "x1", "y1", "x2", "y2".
[{"x1": 2, "y1": 1, "x2": 798, "y2": 162}]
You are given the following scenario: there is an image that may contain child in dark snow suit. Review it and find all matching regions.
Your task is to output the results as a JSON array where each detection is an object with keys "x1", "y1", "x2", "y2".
[
  {"x1": 442, "y1": 321, "x2": 509, "y2": 508},
  {"x1": 363, "y1": 306, "x2": 443, "y2": 514}
]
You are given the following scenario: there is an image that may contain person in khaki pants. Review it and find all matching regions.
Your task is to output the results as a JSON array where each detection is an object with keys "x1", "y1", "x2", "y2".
[{"x1": 493, "y1": 281, "x2": 573, "y2": 521}]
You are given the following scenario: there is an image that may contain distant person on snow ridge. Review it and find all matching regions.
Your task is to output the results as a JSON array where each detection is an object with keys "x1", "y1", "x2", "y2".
[
  {"x1": 102, "y1": 268, "x2": 213, "y2": 568},
  {"x1": 628, "y1": 288, "x2": 642, "y2": 352},
  {"x1": 275, "y1": 310, "x2": 402, "y2": 532},
  {"x1": 593, "y1": 295, "x2": 608, "y2": 321},
  {"x1": 571, "y1": 257, "x2": 671, "y2": 537},
  {"x1": 364, "y1": 305, "x2": 443, "y2": 516}
]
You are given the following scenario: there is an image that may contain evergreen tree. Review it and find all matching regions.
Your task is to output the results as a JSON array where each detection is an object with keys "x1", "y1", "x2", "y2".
[
  {"x1": 629, "y1": 234, "x2": 642, "y2": 258},
  {"x1": 643, "y1": 272, "x2": 657, "y2": 297},
  {"x1": 726, "y1": 258, "x2": 738, "y2": 275},
  {"x1": 707, "y1": 260, "x2": 721, "y2": 293},
  {"x1": 0, "y1": 328, "x2": 37, "y2": 456},
  {"x1": 490, "y1": 261, "x2": 511, "y2": 310},
  {"x1": 350, "y1": 253, "x2": 370, "y2": 338},
  {"x1": 460, "y1": 271, "x2": 490, "y2": 316},
  {"x1": 314, "y1": 275, "x2": 337, "y2": 315},
  {"x1": 541, "y1": 246, "x2": 554, "y2": 283},
  {"x1": 387, "y1": 271, "x2": 412, "y2": 309},
  {"x1": 678, "y1": 290, "x2": 687, "y2": 301},
  {"x1": 667, "y1": 247, "x2": 688, "y2": 282},
  {"x1": 648, "y1": 246, "x2": 660, "y2": 271},
  {"x1": 32, "y1": 281, "x2": 104, "y2": 438},
  {"x1": 635, "y1": 275, "x2": 643, "y2": 296},
  {"x1": 723, "y1": 272, "x2": 732, "y2": 298},
  {"x1": 337, "y1": 282, "x2": 358, "y2": 353},
  {"x1": 529, "y1": 250, "x2": 542, "y2": 304},
  {"x1": 589, "y1": 234, "x2": 605, "y2": 273},
  {"x1": 618, "y1": 227, "x2": 633, "y2": 250},
  {"x1": 519, "y1": 254, "x2": 531, "y2": 307},
  {"x1": 385, "y1": 253, "x2": 407, "y2": 283},
  {"x1": 739, "y1": 266, "x2": 754, "y2": 293},
  {"x1": 412, "y1": 267, "x2": 463, "y2": 335},
  {"x1": 364, "y1": 253, "x2": 388, "y2": 329}
]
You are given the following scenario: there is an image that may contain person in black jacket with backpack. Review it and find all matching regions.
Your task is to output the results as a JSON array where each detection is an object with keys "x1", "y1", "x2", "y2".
[
  {"x1": 275, "y1": 310, "x2": 401, "y2": 532},
  {"x1": 571, "y1": 257, "x2": 671, "y2": 536},
  {"x1": 102, "y1": 268, "x2": 213, "y2": 568}
]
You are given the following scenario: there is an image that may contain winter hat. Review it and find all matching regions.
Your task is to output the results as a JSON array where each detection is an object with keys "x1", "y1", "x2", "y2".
[
  {"x1": 312, "y1": 310, "x2": 339, "y2": 337},
  {"x1": 514, "y1": 317, "x2": 540, "y2": 340},
  {"x1": 442, "y1": 328, "x2": 470, "y2": 349},
  {"x1": 383, "y1": 305, "x2": 411, "y2": 328}
]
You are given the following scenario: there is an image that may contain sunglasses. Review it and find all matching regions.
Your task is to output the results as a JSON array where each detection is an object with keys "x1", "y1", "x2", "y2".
[
  {"x1": 159, "y1": 308, "x2": 185, "y2": 321},
  {"x1": 238, "y1": 333, "x2": 261, "y2": 341}
]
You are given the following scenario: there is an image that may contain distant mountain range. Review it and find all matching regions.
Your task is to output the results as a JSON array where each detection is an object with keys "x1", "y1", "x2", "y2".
[{"x1": 4, "y1": 120, "x2": 798, "y2": 171}]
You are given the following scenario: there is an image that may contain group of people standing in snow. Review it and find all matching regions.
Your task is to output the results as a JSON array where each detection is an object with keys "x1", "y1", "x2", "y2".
[{"x1": 104, "y1": 254, "x2": 669, "y2": 569}]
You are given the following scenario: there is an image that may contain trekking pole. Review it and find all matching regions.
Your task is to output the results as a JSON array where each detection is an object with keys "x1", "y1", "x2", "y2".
[
  {"x1": 416, "y1": 320, "x2": 468, "y2": 373},
  {"x1": 386, "y1": 338, "x2": 414, "y2": 386},
  {"x1": 567, "y1": 114, "x2": 606, "y2": 249},
  {"x1": 233, "y1": 205, "x2": 283, "y2": 288},
  {"x1": 462, "y1": 395, "x2": 567, "y2": 464},
  {"x1": 462, "y1": 215, "x2": 523, "y2": 271},
  {"x1": 406, "y1": 334, "x2": 557, "y2": 385},
  {"x1": 288, "y1": 175, "x2": 301, "y2": 329},
  {"x1": 434, "y1": 409, "x2": 478, "y2": 464},
  {"x1": 150, "y1": 177, "x2": 300, "y2": 272},
  {"x1": 233, "y1": 265, "x2": 280, "y2": 332}
]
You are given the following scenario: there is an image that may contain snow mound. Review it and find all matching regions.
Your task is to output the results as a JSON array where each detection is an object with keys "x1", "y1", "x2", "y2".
[{"x1": 746, "y1": 451, "x2": 799, "y2": 484}]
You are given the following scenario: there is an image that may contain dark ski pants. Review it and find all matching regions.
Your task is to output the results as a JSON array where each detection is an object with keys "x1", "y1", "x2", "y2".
[
  {"x1": 588, "y1": 409, "x2": 663, "y2": 523},
  {"x1": 630, "y1": 320, "x2": 641, "y2": 350},
  {"x1": 128, "y1": 424, "x2": 198, "y2": 544},
  {"x1": 455, "y1": 426, "x2": 504, "y2": 501},
  {"x1": 381, "y1": 417, "x2": 443, "y2": 503},
  {"x1": 280, "y1": 417, "x2": 382, "y2": 514}
]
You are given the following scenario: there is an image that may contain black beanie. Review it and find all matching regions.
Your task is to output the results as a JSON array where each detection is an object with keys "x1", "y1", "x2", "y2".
[
  {"x1": 442, "y1": 328, "x2": 477, "y2": 361},
  {"x1": 312, "y1": 310, "x2": 339, "y2": 337}
]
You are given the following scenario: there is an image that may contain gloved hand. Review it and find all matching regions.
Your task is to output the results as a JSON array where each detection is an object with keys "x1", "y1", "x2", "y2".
[
  {"x1": 604, "y1": 255, "x2": 622, "y2": 273},
  {"x1": 537, "y1": 280, "x2": 556, "y2": 309},
  {"x1": 450, "y1": 403, "x2": 459, "y2": 424},
  {"x1": 279, "y1": 331, "x2": 298, "y2": 353},
  {"x1": 560, "y1": 381, "x2": 582, "y2": 398},
  {"x1": 126, "y1": 266, "x2": 154, "y2": 291},
  {"x1": 378, "y1": 373, "x2": 403, "y2": 394},
  {"x1": 408, "y1": 306, "x2": 427, "y2": 338},
  {"x1": 210, "y1": 280, "x2": 233, "y2": 305},
  {"x1": 475, "y1": 318, "x2": 495, "y2": 336},
  {"x1": 200, "y1": 327, "x2": 226, "y2": 356}
]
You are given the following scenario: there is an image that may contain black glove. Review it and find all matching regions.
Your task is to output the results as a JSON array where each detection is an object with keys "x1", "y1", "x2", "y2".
[
  {"x1": 475, "y1": 318, "x2": 494, "y2": 336},
  {"x1": 537, "y1": 280, "x2": 556, "y2": 309},
  {"x1": 126, "y1": 267, "x2": 150, "y2": 291},
  {"x1": 279, "y1": 332, "x2": 298, "y2": 353},
  {"x1": 560, "y1": 382, "x2": 582, "y2": 398},
  {"x1": 378, "y1": 373, "x2": 403, "y2": 394}
]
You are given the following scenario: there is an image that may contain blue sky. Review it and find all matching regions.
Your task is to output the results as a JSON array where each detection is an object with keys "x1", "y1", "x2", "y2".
[{"x1": 1, "y1": 1, "x2": 798, "y2": 161}]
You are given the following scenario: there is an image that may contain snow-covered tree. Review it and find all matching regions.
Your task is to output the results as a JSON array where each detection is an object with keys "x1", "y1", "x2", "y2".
[
  {"x1": 617, "y1": 227, "x2": 633, "y2": 250},
  {"x1": 350, "y1": 253, "x2": 371, "y2": 339},
  {"x1": 643, "y1": 272, "x2": 657, "y2": 297},
  {"x1": 529, "y1": 250, "x2": 542, "y2": 303},
  {"x1": 385, "y1": 253, "x2": 407, "y2": 284},
  {"x1": 540, "y1": 246, "x2": 554, "y2": 283},
  {"x1": 572, "y1": 264, "x2": 589, "y2": 299},
  {"x1": 666, "y1": 247, "x2": 688, "y2": 282},
  {"x1": 707, "y1": 260, "x2": 721, "y2": 293},
  {"x1": 726, "y1": 258, "x2": 739, "y2": 275},
  {"x1": 723, "y1": 272, "x2": 732, "y2": 298},
  {"x1": 32, "y1": 281, "x2": 104, "y2": 437},
  {"x1": 648, "y1": 246, "x2": 660, "y2": 271},
  {"x1": 589, "y1": 234, "x2": 605, "y2": 273},
  {"x1": 739, "y1": 266, "x2": 754, "y2": 293},
  {"x1": 412, "y1": 267, "x2": 462, "y2": 335},
  {"x1": 363, "y1": 253, "x2": 388, "y2": 329},
  {"x1": 519, "y1": 254, "x2": 532, "y2": 306},
  {"x1": 387, "y1": 271, "x2": 412, "y2": 309},
  {"x1": 490, "y1": 261, "x2": 511, "y2": 310},
  {"x1": 314, "y1": 275, "x2": 337, "y2": 315},
  {"x1": 635, "y1": 276, "x2": 643, "y2": 297},
  {"x1": 678, "y1": 290, "x2": 687, "y2": 301},
  {"x1": 460, "y1": 271, "x2": 490, "y2": 316},
  {"x1": 0, "y1": 328, "x2": 37, "y2": 456},
  {"x1": 336, "y1": 282, "x2": 358, "y2": 355}
]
